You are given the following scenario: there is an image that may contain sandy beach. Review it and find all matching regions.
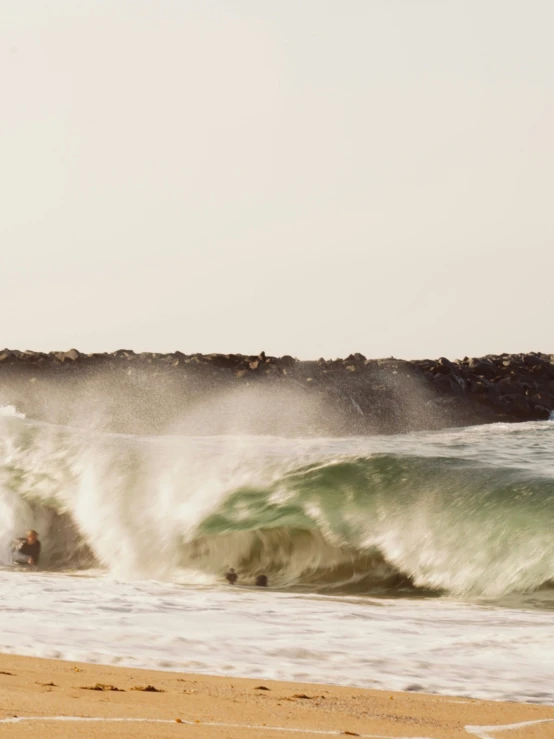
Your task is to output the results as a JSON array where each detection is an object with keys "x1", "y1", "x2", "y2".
[{"x1": 0, "y1": 655, "x2": 552, "y2": 739}]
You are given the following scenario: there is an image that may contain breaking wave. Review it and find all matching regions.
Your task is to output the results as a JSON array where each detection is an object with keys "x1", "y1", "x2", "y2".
[{"x1": 1, "y1": 407, "x2": 554, "y2": 598}]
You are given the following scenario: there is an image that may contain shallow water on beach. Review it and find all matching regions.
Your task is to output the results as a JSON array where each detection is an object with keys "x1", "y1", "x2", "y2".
[
  {"x1": 0, "y1": 570, "x2": 553, "y2": 704},
  {"x1": 0, "y1": 409, "x2": 553, "y2": 703}
]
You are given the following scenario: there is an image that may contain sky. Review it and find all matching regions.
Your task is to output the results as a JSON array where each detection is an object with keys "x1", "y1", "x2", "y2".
[{"x1": 1, "y1": 0, "x2": 553, "y2": 359}]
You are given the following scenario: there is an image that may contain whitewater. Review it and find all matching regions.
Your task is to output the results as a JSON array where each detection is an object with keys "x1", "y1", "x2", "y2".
[{"x1": 0, "y1": 406, "x2": 553, "y2": 703}]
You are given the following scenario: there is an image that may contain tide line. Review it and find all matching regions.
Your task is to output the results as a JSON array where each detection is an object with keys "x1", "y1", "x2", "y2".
[
  {"x1": 1, "y1": 714, "x2": 553, "y2": 737},
  {"x1": 465, "y1": 719, "x2": 554, "y2": 738},
  {"x1": 0, "y1": 715, "x2": 437, "y2": 738}
]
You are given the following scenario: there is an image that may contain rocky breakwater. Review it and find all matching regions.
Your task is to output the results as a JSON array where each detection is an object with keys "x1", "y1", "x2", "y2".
[
  {"x1": 413, "y1": 352, "x2": 554, "y2": 424},
  {"x1": 0, "y1": 349, "x2": 552, "y2": 435}
]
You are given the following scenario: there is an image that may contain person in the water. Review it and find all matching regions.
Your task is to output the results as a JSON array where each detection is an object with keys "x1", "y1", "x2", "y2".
[
  {"x1": 11, "y1": 530, "x2": 41, "y2": 566},
  {"x1": 255, "y1": 574, "x2": 268, "y2": 587},
  {"x1": 225, "y1": 568, "x2": 238, "y2": 584}
]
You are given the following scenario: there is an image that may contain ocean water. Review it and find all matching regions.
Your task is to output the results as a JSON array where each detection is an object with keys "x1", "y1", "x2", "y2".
[{"x1": 0, "y1": 406, "x2": 553, "y2": 703}]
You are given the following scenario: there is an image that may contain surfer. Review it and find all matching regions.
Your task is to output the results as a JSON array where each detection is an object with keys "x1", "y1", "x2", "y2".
[
  {"x1": 225, "y1": 568, "x2": 238, "y2": 584},
  {"x1": 255, "y1": 574, "x2": 268, "y2": 587},
  {"x1": 11, "y1": 530, "x2": 41, "y2": 567}
]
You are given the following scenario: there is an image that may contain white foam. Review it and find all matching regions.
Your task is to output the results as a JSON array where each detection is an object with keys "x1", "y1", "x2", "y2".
[{"x1": 0, "y1": 571, "x2": 553, "y2": 704}]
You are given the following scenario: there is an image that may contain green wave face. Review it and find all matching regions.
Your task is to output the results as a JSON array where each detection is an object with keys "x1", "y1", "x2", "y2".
[
  {"x1": 194, "y1": 455, "x2": 554, "y2": 595},
  {"x1": 1, "y1": 411, "x2": 554, "y2": 598}
]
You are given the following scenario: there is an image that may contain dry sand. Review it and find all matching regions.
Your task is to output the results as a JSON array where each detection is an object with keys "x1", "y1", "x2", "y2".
[{"x1": 0, "y1": 654, "x2": 552, "y2": 738}]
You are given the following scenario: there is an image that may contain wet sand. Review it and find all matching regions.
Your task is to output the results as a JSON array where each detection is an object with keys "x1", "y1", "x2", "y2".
[{"x1": 0, "y1": 655, "x2": 552, "y2": 738}]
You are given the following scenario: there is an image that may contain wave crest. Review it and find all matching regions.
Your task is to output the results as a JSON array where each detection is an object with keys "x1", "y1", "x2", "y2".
[{"x1": 1, "y1": 412, "x2": 554, "y2": 597}]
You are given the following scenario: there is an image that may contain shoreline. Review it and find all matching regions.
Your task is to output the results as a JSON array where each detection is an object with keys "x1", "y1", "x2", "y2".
[{"x1": 1, "y1": 654, "x2": 553, "y2": 738}]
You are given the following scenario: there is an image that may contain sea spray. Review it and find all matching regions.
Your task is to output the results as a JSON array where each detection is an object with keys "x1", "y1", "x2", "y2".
[{"x1": 1, "y1": 408, "x2": 553, "y2": 597}]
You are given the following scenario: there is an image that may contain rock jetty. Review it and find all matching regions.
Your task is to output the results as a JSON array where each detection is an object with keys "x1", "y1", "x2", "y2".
[{"x1": 0, "y1": 349, "x2": 552, "y2": 435}]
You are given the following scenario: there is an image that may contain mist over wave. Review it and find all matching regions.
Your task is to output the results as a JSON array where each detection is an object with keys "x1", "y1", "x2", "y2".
[{"x1": 1, "y1": 405, "x2": 553, "y2": 599}]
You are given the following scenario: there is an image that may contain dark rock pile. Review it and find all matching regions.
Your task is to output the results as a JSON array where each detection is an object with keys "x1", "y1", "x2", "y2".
[
  {"x1": 413, "y1": 352, "x2": 554, "y2": 423},
  {"x1": 0, "y1": 349, "x2": 552, "y2": 435}
]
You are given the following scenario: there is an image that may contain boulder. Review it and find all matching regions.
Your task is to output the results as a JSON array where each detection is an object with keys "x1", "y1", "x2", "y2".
[
  {"x1": 53, "y1": 350, "x2": 80, "y2": 362},
  {"x1": 531, "y1": 392, "x2": 554, "y2": 409},
  {"x1": 468, "y1": 378, "x2": 495, "y2": 395},
  {"x1": 524, "y1": 353, "x2": 547, "y2": 368},
  {"x1": 501, "y1": 393, "x2": 533, "y2": 416},
  {"x1": 205, "y1": 354, "x2": 241, "y2": 370},
  {"x1": 434, "y1": 357, "x2": 456, "y2": 374},
  {"x1": 467, "y1": 358, "x2": 498, "y2": 378},
  {"x1": 433, "y1": 374, "x2": 464, "y2": 395},
  {"x1": 530, "y1": 404, "x2": 552, "y2": 420},
  {"x1": 280, "y1": 355, "x2": 297, "y2": 368},
  {"x1": 495, "y1": 376, "x2": 532, "y2": 395},
  {"x1": 345, "y1": 353, "x2": 366, "y2": 364}
]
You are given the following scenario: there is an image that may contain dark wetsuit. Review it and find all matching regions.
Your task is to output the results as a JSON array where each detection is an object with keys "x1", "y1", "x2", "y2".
[{"x1": 14, "y1": 540, "x2": 41, "y2": 565}]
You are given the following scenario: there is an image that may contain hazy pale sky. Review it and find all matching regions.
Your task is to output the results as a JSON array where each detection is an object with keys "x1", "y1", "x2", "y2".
[{"x1": 1, "y1": 1, "x2": 553, "y2": 359}]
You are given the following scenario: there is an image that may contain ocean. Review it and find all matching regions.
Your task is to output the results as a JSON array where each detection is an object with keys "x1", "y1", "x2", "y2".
[{"x1": 0, "y1": 405, "x2": 553, "y2": 703}]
